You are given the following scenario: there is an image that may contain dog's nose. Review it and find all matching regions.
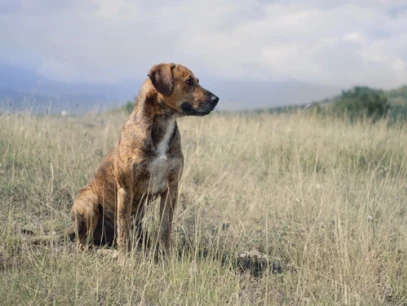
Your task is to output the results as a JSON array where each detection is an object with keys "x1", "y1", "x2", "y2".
[{"x1": 210, "y1": 95, "x2": 219, "y2": 105}]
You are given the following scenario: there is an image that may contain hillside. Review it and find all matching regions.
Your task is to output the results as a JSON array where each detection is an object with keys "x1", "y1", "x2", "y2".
[
  {"x1": 259, "y1": 85, "x2": 407, "y2": 119},
  {"x1": 386, "y1": 85, "x2": 407, "y2": 105},
  {"x1": 324, "y1": 85, "x2": 407, "y2": 106}
]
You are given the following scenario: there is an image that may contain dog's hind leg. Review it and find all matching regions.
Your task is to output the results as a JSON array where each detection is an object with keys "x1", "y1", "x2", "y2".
[
  {"x1": 67, "y1": 188, "x2": 100, "y2": 250},
  {"x1": 93, "y1": 211, "x2": 116, "y2": 246}
]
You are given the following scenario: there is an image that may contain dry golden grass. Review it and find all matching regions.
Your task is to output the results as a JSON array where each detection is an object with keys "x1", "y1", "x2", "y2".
[{"x1": 1, "y1": 109, "x2": 407, "y2": 305}]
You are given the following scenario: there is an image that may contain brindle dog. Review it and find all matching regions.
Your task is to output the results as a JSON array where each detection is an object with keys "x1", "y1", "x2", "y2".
[{"x1": 64, "y1": 63, "x2": 219, "y2": 259}]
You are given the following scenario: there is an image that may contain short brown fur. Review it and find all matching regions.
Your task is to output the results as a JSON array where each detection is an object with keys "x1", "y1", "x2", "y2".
[{"x1": 64, "y1": 63, "x2": 219, "y2": 259}]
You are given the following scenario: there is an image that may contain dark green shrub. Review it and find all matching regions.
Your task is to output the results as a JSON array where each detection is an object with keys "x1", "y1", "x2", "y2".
[{"x1": 332, "y1": 86, "x2": 390, "y2": 122}]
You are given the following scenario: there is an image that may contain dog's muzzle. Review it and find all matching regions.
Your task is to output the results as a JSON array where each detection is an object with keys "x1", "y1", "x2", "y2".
[{"x1": 181, "y1": 94, "x2": 219, "y2": 116}]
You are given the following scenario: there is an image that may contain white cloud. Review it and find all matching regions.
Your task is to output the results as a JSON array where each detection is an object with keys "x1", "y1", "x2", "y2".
[
  {"x1": 37, "y1": 57, "x2": 79, "y2": 83},
  {"x1": 91, "y1": 0, "x2": 139, "y2": 20},
  {"x1": 343, "y1": 32, "x2": 366, "y2": 43},
  {"x1": 0, "y1": 0, "x2": 406, "y2": 89},
  {"x1": 392, "y1": 58, "x2": 406, "y2": 71}
]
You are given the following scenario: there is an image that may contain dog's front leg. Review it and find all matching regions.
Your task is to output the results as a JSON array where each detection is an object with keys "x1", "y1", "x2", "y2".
[
  {"x1": 159, "y1": 183, "x2": 178, "y2": 256},
  {"x1": 117, "y1": 187, "x2": 133, "y2": 261}
]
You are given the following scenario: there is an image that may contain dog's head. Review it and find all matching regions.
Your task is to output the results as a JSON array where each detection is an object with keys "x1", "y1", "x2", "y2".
[{"x1": 147, "y1": 63, "x2": 219, "y2": 116}]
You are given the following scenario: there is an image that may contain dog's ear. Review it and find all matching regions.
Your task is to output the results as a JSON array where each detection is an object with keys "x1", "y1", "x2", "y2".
[{"x1": 147, "y1": 63, "x2": 175, "y2": 96}]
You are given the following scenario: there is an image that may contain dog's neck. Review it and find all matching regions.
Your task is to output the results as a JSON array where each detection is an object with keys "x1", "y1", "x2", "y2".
[
  {"x1": 152, "y1": 117, "x2": 175, "y2": 157},
  {"x1": 130, "y1": 84, "x2": 178, "y2": 153}
]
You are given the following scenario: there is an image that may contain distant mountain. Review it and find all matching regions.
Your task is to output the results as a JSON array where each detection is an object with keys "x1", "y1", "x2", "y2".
[
  {"x1": 0, "y1": 63, "x2": 341, "y2": 114},
  {"x1": 0, "y1": 87, "x2": 118, "y2": 114},
  {"x1": 0, "y1": 64, "x2": 139, "y2": 114},
  {"x1": 197, "y1": 78, "x2": 340, "y2": 111}
]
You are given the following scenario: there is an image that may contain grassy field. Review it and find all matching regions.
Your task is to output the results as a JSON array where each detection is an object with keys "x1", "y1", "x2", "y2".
[{"x1": 1, "y1": 109, "x2": 407, "y2": 305}]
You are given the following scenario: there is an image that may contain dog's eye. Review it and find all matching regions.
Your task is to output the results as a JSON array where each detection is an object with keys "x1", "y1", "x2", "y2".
[{"x1": 185, "y1": 79, "x2": 194, "y2": 86}]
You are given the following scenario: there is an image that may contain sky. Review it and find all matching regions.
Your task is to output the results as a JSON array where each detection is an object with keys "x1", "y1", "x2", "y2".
[{"x1": 0, "y1": 0, "x2": 406, "y2": 107}]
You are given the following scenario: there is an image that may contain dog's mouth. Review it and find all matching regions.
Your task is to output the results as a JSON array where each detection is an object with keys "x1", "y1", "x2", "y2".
[
  {"x1": 181, "y1": 102, "x2": 214, "y2": 116},
  {"x1": 181, "y1": 96, "x2": 219, "y2": 116}
]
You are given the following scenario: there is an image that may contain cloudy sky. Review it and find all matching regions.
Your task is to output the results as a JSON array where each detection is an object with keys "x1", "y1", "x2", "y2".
[{"x1": 1, "y1": 0, "x2": 406, "y2": 107}]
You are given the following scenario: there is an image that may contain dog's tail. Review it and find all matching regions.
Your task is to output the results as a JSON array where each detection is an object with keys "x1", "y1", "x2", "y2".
[{"x1": 63, "y1": 225, "x2": 76, "y2": 242}]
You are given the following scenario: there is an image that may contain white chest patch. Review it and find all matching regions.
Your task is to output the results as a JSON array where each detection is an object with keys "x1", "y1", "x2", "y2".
[
  {"x1": 148, "y1": 120, "x2": 175, "y2": 194},
  {"x1": 156, "y1": 120, "x2": 175, "y2": 159}
]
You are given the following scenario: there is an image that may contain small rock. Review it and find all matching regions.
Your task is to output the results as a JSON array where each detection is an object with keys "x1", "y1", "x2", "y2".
[{"x1": 97, "y1": 249, "x2": 119, "y2": 260}]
